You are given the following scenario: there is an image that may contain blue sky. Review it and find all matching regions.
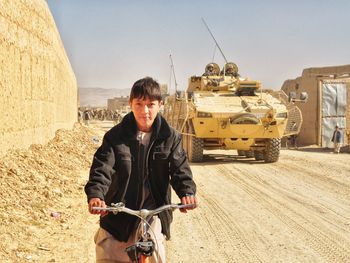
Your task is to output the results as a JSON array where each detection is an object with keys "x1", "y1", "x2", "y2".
[{"x1": 47, "y1": 0, "x2": 350, "y2": 93}]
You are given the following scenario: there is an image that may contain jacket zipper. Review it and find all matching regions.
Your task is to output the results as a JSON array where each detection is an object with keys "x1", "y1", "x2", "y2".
[
  {"x1": 145, "y1": 138, "x2": 156, "y2": 207},
  {"x1": 135, "y1": 135, "x2": 142, "y2": 208}
]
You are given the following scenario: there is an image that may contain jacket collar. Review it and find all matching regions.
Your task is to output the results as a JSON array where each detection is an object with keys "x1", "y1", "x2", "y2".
[{"x1": 120, "y1": 112, "x2": 171, "y2": 141}]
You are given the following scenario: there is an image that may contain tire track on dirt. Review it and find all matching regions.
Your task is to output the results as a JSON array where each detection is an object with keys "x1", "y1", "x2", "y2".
[
  {"x1": 196, "y1": 189, "x2": 263, "y2": 263},
  {"x1": 216, "y1": 165, "x2": 350, "y2": 263},
  {"x1": 273, "y1": 156, "x2": 350, "y2": 223},
  {"x1": 240, "y1": 162, "x2": 350, "y2": 234},
  {"x1": 268, "y1": 162, "x2": 350, "y2": 232},
  {"x1": 187, "y1": 164, "x2": 264, "y2": 262},
  {"x1": 280, "y1": 152, "x2": 350, "y2": 194}
]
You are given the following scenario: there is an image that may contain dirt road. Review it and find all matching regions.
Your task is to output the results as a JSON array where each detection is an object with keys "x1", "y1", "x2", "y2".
[
  {"x1": 168, "y1": 149, "x2": 350, "y2": 262},
  {"x1": 1, "y1": 121, "x2": 349, "y2": 262}
]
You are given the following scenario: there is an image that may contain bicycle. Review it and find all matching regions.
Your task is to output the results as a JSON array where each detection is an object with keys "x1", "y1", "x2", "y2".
[{"x1": 93, "y1": 202, "x2": 195, "y2": 263}]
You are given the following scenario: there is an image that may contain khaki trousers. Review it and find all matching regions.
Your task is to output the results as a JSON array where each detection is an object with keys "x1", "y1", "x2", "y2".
[
  {"x1": 95, "y1": 217, "x2": 165, "y2": 263},
  {"x1": 334, "y1": 142, "x2": 341, "y2": 153}
]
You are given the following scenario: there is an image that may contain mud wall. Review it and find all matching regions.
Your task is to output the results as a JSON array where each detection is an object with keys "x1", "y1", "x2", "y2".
[
  {"x1": 0, "y1": 0, "x2": 77, "y2": 156},
  {"x1": 281, "y1": 65, "x2": 350, "y2": 146}
]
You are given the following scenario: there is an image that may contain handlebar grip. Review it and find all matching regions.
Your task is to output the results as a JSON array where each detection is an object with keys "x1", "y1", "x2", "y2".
[{"x1": 177, "y1": 203, "x2": 197, "y2": 209}]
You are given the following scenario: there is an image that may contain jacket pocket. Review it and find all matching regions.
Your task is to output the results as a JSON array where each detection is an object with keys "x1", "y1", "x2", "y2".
[
  {"x1": 117, "y1": 152, "x2": 132, "y2": 161},
  {"x1": 152, "y1": 146, "x2": 171, "y2": 160},
  {"x1": 116, "y1": 152, "x2": 132, "y2": 173},
  {"x1": 105, "y1": 152, "x2": 132, "y2": 204},
  {"x1": 153, "y1": 151, "x2": 170, "y2": 160}
]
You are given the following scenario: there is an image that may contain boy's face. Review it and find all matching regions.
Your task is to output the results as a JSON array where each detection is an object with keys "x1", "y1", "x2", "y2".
[{"x1": 130, "y1": 97, "x2": 161, "y2": 132}]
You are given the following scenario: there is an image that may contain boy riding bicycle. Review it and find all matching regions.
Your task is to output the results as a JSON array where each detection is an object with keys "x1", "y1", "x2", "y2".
[{"x1": 85, "y1": 77, "x2": 197, "y2": 262}]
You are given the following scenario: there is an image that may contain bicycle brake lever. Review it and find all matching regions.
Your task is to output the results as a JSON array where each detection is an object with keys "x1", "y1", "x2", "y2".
[{"x1": 111, "y1": 202, "x2": 125, "y2": 208}]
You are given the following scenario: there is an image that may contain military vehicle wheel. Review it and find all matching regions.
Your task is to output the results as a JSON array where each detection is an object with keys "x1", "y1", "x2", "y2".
[
  {"x1": 254, "y1": 150, "x2": 264, "y2": 161},
  {"x1": 183, "y1": 122, "x2": 203, "y2": 162},
  {"x1": 244, "y1": 150, "x2": 254, "y2": 158},
  {"x1": 237, "y1": 150, "x2": 245, "y2": 156},
  {"x1": 264, "y1": 138, "x2": 281, "y2": 163}
]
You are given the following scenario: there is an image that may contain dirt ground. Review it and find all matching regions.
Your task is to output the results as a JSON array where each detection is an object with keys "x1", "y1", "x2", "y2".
[{"x1": 1, "y1": 120, "x2": 349, "y2": 263}]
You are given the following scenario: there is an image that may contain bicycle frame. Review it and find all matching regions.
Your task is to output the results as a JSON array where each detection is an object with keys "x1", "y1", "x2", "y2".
[{"x1": 93, "y1": 202, "x2": 195, "y2": 263}]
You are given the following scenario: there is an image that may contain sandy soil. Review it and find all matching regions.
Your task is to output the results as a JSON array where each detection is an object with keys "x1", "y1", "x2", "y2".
[{"x1": 1, "y1": 120, "x2": 349, "y2": 262}]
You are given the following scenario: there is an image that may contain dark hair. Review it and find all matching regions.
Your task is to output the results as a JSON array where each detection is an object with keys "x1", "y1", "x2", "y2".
[{"x1": 129, "y1": 77, "x2": 162, "y2": 102}]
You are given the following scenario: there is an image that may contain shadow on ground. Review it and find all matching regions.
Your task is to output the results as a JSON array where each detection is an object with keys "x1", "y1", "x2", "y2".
[
  {"x1": 286, "y1": 145, "x2": 349, "y2": 154},
  {"x1": 190, "y1": 153, "x2": 265, "y2": 165}
]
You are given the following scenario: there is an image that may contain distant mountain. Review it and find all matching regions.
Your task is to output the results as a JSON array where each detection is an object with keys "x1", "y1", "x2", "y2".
[{"x1": 78, "y1": 87, "x2": 130, "y2": 107}]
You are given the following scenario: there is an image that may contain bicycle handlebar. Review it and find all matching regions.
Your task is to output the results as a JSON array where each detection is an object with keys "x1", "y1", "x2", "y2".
[{"x1": 92, "y1": 202, "x2": 195, "y2": 219}]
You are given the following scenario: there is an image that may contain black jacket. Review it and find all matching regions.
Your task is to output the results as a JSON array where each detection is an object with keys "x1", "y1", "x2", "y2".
[
  {"x1": 331, "y1": 130, "x2": 341, "y2": 143},
  {"x1": 84, "y1": 112, "x2": 196, "y2": 242}
]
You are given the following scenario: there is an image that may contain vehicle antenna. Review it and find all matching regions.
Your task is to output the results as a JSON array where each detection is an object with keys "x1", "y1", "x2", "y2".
[
  {"x1": 211, "y1": 44, "x2": 217, "y2": 63},
  {"x1": 201, "y1": 17, "x2": 228, "y2": 63},
  {"x1": 169, "y1": 53, "x2": 178, "y2": 93},
  {"x1": 169, "y1": 63, "x2": 172, "y2": 93}
]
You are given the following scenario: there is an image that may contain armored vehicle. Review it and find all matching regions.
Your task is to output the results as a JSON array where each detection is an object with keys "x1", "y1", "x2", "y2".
[{"x1": 163, "y1": 62, "x2": 306, "y2": 163}]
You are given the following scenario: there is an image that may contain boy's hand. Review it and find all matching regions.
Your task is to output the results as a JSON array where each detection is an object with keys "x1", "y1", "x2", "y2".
[
  {"x1": 180, "y1": 195, "x2": 198, "y2": 213},
  {"x1": 88, "y1": 198, "x2": 108, "y2": 217}
]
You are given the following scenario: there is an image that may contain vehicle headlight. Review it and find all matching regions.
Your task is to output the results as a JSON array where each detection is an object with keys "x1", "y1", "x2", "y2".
[
  {"x1": 252, "y1": 113, "x2": 266, "y2": 119},
  {"x1": 265, "y1": 111, "x2": 274, "y2": 121},
  {"x1": 276, "y1": 112, "x2": 288, "y2": 118},
  {"x1": 197, "y1": 111, "x2": 212, "y2": 118}
]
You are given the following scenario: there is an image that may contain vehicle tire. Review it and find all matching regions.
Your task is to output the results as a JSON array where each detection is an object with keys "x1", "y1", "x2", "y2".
[
  {"x1": 244, "y1": 150, "x2": 254, "y2": 158},
  {"x1": 237, "y1": 150, "x2": 245, "y2": 156},
  {"x1": 254, "y1": 150, "x2": 264, "y2": 161},
  {"x1": 183, "y1": 122, "x2": 203, "y2": 162},
  {"x1": 264, "y1": 138, "x2": 281, "y2": 163}
]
